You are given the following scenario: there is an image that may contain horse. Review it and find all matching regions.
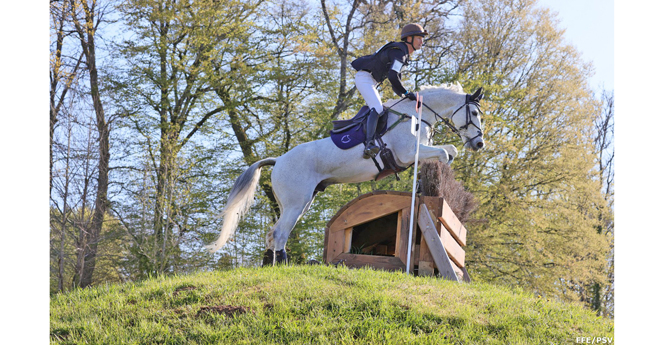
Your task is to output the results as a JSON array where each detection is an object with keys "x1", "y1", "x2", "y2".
[{"x1": 205, "y1": 83, "x2": 485, "y2": 264}]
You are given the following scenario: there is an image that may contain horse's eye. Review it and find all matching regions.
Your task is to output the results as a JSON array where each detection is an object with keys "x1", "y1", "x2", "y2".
[{"x1": 471, "y1": 110, "x2": 478, "y2": 116}]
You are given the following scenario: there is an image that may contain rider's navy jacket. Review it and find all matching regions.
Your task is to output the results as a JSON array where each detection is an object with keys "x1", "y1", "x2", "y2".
[{"x1": 351, "y1": 41, "x2": 410, "y2": 96}]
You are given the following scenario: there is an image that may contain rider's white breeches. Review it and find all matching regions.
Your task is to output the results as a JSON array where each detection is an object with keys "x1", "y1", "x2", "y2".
[{"x1": 355, "y1": 71, "x2": 383, "y2": 113}]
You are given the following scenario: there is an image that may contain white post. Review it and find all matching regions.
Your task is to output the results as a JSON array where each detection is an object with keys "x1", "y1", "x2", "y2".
[{"x1": 406, "y1": 93, "x2": 423, "y2": 274}]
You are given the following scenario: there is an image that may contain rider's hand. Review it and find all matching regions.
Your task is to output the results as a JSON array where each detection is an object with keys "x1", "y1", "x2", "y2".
[{"x1": 404, "y1": 91, "x2": 417, "y2": 101}]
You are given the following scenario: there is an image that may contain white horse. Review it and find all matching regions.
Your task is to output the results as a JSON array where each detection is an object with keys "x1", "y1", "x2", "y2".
[{"x1": 206, "y1": 83, "x2": 485, "y2": 264}]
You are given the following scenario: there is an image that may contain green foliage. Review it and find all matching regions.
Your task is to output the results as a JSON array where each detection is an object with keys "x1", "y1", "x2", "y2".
[{"x1": 50, "y1": 265, "x2": 612, "y2": 344}]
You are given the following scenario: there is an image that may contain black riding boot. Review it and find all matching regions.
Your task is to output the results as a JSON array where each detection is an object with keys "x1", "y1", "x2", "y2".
[{"x1": 363, "y1": 108, "x2": 380, "y2": 159}]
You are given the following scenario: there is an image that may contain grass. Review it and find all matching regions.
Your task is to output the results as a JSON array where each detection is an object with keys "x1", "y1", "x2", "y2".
[{"x1": 50, "y1": 264, "x2": 612, "y2": 344}]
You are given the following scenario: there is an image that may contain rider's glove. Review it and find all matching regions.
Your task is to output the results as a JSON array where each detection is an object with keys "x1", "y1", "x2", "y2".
[{"x1": 404, "y1": 91, "x2": 417, "y2": 101}]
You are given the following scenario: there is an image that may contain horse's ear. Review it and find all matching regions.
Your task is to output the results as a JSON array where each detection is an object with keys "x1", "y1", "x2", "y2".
[{"x1": 471, "y1": 87, "x2": 484, "y2": 102}]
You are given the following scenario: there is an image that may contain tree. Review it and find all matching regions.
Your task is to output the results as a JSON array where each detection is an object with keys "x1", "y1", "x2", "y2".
[
  {"x1": 445, "y1": 0, "x2": 610, "y2": 306},
  {"x1": 591, "y1": 90, "x2": 614, "y2": 317},
  {"x1": 67, "y1": 0, "x2": 115, "y2": 288},
  {"x1": 111, "y1": 0, "x2": 264, "y2": 275}
]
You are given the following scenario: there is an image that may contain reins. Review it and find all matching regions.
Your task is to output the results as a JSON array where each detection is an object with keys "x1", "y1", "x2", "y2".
[{"x1": 383, "y1": 94, "x2": 483, "y2": 145}]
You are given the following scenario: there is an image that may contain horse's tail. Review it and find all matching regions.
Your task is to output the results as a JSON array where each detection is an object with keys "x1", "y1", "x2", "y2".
[{"x1": 205, "y1": 157, "x2": 277, "y2": 253}]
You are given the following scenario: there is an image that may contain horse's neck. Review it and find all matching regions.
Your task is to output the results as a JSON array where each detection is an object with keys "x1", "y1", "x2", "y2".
[
  {"x1": 387, "y1": 100, "x2": 441, "y2": 126},
  {"x1": 386, "y1": 89, "x2": 461, "y2": 124},
  {"x1": 419, "y1": 92, "x2": 461, "y2": 123}
]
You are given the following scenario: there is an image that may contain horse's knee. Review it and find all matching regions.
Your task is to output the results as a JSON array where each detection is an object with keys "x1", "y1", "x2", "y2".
[{"x1": 438, "y1": 149, "x2": 449, "y2": 163}]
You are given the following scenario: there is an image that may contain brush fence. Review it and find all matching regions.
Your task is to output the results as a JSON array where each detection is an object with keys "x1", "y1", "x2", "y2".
[{"x1": 323, "y1": 191, "x2": 470, "y2": 282}]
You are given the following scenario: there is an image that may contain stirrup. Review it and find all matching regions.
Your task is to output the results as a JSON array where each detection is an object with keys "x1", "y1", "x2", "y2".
[{"x1": 363, "y1": 141, "x2": 379, "y2": 159}]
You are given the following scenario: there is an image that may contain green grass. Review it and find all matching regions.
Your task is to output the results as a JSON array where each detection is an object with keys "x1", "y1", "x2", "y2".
[{"x1": 50, "y1": 265, "x2": 612, "y2": 344}]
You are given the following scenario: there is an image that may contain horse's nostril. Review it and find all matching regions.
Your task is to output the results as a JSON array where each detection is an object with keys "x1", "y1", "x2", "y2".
[{"x1": 476, "y1": 141, "x2": 484, "y2": 149}]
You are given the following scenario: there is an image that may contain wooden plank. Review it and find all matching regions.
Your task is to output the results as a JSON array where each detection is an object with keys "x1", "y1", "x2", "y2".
[
  {"x1": 343, "y1": 228, "x2": 352, "y2": 253},
  {"x1": 437, "y1": 199, "x2": 467, "y2": 246},
  {"x1": 395, "y1": 207, "x2": 412, "y2": 268},
  {"x1": 418, "y1": 261, "x2": 434, "y2": 277},
  {"x1": 410, "y1": 202, "x2": 419, "y2": 268},
  {"x1": 420, "y1": 196, "x2": 442, "y2": 218},
  {"x1": 439, "y1": 223, "x2": 465, "y2": 267},
  {"x1": 449, "y1": 259, "x2": 464, "y2": 281},
  {"x1": 426, "y1": 208, "x2": 465, "y2": 268},
  {"x1": 417, "y1": 204, "x2": 458, "y2": 281},
  {"x1": 332, "y1": 253, "x2": 406, "y2": 272},
  {"x1": 418, "y1": 237, "x2": 435, "y2": 268},
  {"x1": 325, "y1": 226, "x2": 346, "y2": 264},
  {"x1": 460, "y1": 266, "x2": 472, "y2": 283},
  {"x1": 328, "y1": 194, "x2": 411, "y2": 233}
]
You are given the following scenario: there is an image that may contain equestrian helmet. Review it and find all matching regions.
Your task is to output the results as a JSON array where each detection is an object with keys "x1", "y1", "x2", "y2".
[{"x1": 400, "y1": 23, "x2": 429, "y2": 40}]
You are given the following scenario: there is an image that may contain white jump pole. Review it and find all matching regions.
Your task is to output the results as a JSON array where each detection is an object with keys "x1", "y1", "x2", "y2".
[{"x1": 406, "y1": 93, "x2": 423, "y2": 274}]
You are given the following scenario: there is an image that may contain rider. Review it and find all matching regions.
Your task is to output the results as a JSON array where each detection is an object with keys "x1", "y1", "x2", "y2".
[{"x1": 351, "y1": 23, "x2": 428, "y2": 159}]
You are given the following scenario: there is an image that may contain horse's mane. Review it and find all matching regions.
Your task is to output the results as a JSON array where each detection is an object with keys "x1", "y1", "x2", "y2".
[
  {"x1": 383, "y1": 82, "x2": 464, "y2": 107},
  {"x1": 419, "y1": 82, "x2": 464, "y2": 93}
]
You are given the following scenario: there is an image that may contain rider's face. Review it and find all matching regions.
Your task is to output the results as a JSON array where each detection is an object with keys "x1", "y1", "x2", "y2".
[{"x1": 413, "y1": 36, "x2": 424, "y2": 50}]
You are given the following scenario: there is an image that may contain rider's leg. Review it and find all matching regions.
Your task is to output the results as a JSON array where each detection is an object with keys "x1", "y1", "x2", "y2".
[
  {"x1": 355, "y1": 71, "x2": 383, "y2": 159},
  {"x1": 354, "y1": 71, "x2": 383, "y2": 113},
  {"x1": 363, "y1": 108, "x2": 380, "y2": 158}
]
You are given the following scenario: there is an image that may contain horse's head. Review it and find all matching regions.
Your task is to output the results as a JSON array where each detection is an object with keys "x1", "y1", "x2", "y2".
[
  {"x1": 406, "y1": 83, "x2": 486, "y2": 151},
  {"x1": 452, "y1": 87, "x2": 485, "y2": 151}
]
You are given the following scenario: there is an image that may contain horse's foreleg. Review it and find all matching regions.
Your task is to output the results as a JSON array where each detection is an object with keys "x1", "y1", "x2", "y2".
[
  {"x1": 436, "y1": 144, "x2": 458, "y2": 164},
  {"x1": 417, "y1": 144, "x2": 455, "y2": 163}
]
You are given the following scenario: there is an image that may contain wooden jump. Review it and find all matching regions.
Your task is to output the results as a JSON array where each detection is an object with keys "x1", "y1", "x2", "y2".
[{"x1": 323, "y1": 191, "x2": 471, "y2": 282}]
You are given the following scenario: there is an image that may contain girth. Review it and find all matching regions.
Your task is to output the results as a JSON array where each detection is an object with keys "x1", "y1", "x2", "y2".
[{"x1": 370, "y1": 136, "x2": 412, "y2": 181}]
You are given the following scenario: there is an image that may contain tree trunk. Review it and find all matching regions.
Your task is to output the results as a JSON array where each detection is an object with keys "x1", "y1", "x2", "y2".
[{"x1": 70, "y1": 0, "x2": 109, "y2": 288}]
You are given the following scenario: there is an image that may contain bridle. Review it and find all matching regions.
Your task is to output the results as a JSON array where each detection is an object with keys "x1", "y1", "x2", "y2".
[{"x1": 422, "y1": 94, "x2": 484, "y2": 145}]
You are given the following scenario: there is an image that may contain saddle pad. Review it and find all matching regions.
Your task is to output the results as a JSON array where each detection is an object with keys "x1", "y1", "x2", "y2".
[
  {"x1": 330, "y1": 124, "x2": 366, "y2": 149},
  {"x1": 330, "y1": 116, "x2": 388, "y2": 150}
]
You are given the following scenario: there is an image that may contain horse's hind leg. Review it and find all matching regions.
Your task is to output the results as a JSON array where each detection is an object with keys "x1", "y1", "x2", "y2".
[{"x1": 265, "y1": 180, "x2": 318, "y2": 264}]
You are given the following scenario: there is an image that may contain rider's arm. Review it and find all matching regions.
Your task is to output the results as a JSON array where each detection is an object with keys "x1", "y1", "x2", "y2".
[{"x1": 386, "y1": 49, "x2": 408, "y2": 96}]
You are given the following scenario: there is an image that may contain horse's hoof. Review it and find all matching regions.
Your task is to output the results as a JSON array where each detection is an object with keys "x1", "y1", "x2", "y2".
[
  {"x1": 262, "y1": 249, "x2": 274, "y2": 266},
  {"x1": 275, "y1": 249, "x2": 288, "y2": 265}
]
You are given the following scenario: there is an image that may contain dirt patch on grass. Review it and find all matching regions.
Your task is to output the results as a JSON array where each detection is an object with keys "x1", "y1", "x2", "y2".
[
  {"x1": 196, "y1": 305, "x2": 254, "y2": 318},
  {"x1": 173, "y1": 286, "x2": 197, "y2": 296}
]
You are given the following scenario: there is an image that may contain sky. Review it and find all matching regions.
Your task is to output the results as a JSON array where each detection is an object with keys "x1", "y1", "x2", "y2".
[{"x1": 536, "y1": 0, "x2": 614, "y2": 92}]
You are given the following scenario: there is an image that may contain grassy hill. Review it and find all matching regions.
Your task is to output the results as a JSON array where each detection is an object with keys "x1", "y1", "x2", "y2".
[{"x1": 50, "y1": 264, "x2": 612, "y2": 344}]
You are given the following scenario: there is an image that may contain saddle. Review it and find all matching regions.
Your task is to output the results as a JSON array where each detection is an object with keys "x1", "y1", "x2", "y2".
[
  {"x1": 329, "y1": 106, "x2": 389, "y2": 149},
  {"x1": 329, "y1": 106, "x2": 410, "y2": 181}
]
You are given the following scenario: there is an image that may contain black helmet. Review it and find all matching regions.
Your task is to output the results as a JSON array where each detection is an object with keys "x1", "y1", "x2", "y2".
[{"x1": 400, "y1": 23, "x2": 429, "y2": 40}]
